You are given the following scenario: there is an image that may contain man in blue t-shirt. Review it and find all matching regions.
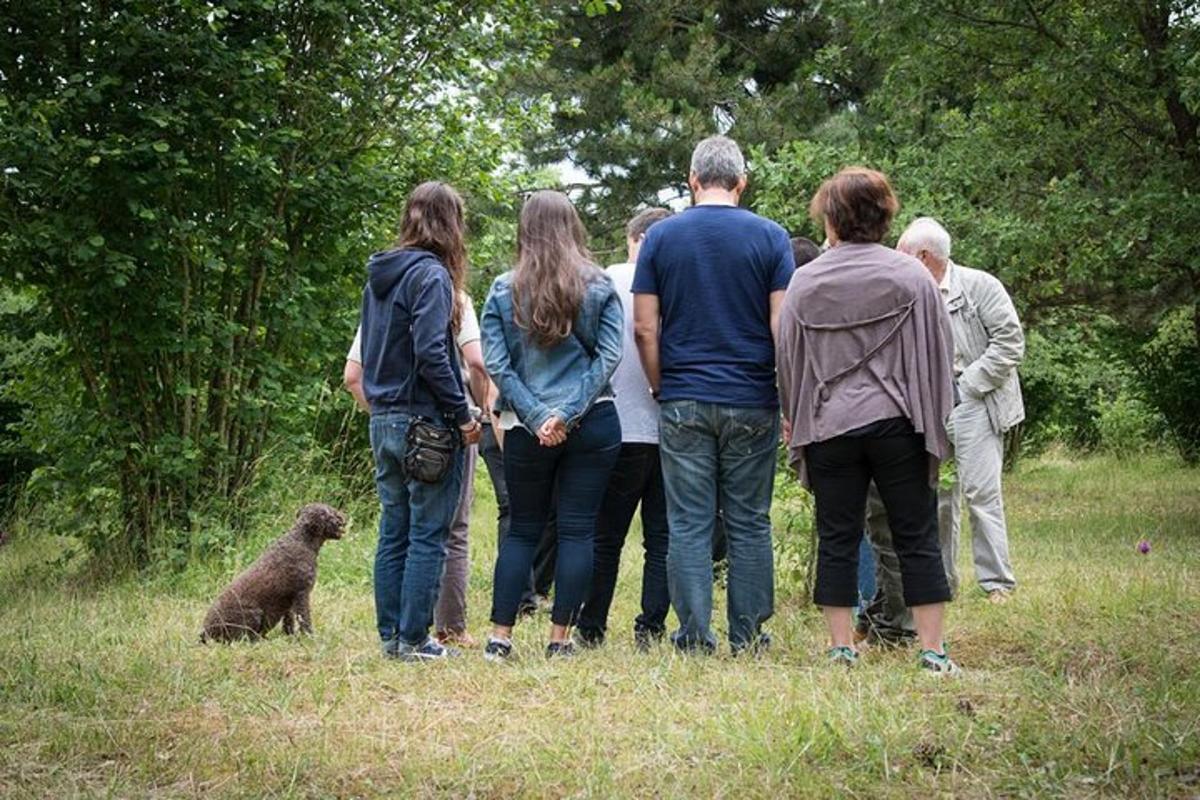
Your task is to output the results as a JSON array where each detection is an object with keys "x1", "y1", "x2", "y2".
[{"x1": 632, "y1": 135, "x2": 794, "y2": 654}]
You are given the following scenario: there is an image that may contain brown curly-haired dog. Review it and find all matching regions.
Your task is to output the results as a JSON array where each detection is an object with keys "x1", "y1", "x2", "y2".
[{"x1": 200, "y1": 503, "x2": 346, "y2": 643}]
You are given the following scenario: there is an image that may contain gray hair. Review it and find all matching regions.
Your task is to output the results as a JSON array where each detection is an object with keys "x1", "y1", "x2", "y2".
[
  {"x1": 898, "y1": 217, "x2": 952, "y2": 261},
  {"x1": 689, "y1": 135, "x2": 745, "y2": 191}
]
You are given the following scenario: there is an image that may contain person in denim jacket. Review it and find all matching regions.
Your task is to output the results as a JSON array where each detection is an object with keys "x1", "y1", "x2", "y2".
[{"x1": 481, "y1": 190, "x2": 624, "y2": 661}]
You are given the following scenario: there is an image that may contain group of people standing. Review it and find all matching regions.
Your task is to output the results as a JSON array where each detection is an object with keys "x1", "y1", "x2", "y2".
[{"x1": 344, "y1": 135, "x2": 1026, "y2": 674}]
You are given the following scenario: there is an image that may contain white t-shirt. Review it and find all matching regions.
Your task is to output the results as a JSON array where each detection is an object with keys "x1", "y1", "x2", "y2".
[
  {"x1": 938, "y1": 264, "x2": 967, "y2": 376},
  {"x1": 605, "y1": 262, "x2": 659, "y2": 444},
  {"x1": 348, "y1": 290, "x2": 481, "y2": 402}
]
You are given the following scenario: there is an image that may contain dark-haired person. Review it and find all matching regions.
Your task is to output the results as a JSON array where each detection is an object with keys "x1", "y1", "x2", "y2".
[
  {"x1": 346, "y1": 288, "x2": 488, "y2": 648},
  {"x1": 359, "y1": 181, "x2": 482, "y2": 662},
  {"x1": 576, "y1": 207, "x2": 674, "y2": 649},
  {"x1": 787, "y1": 233, "x2": 879, "y2": 617},
  {"x1": 790, "y1": 236, "x2": 822, "y2": 268},
  {"x1": 776, "y1": 167, "x2": 961, "y2": 674},
  {"x1": 633, "y1": 136, "x2": 794, "y2": 654},
  {"x1": 481, "y1": 190, "x2": 624, "y2": 660},
  {"x1": 477, "y1": 382, "x2": 559, "y2": 618}
]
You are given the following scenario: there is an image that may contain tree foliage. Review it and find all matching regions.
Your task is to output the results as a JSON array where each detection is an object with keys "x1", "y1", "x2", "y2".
[
  {"x1": 751, "y1": 0, "x2": 1200, "y2": 454},
  {"x1": 510, "y1": 0, "x2": 876, "y2": 242},
  {"x1": 0, "y1": 0, "x2": 551, "y2": 563}
]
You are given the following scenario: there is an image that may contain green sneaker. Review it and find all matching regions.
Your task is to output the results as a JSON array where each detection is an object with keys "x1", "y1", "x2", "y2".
[
  {"x1": 918, "y1": 647, "x2": 961, "y2": 677},
  {"x1": 827, "y1": 645, "x2": 859, "y2": 667}
]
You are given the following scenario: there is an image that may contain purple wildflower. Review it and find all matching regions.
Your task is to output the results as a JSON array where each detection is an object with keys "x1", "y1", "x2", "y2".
[{"x1": 1137, "y1": 539, "x2": 1151, "y2": 555}]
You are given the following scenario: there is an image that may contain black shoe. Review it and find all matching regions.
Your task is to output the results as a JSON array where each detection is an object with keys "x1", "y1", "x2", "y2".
[
  {"x1": 575, "y1": 627, "x2": 605, "y2": 649},
  {"x1": 387, "y1": 637, "x2": 460, "y2": 662},
  {"x1": 483, "y1": 636, "x2": 514, "y2": 662},
  {"x1": 633, "y1": 625, "x2": 665, "y2": 652},
  {"x1": 669, "y1": 630, "x2": 717, "y2": 655},
  {"x1": 545, "y1": 640, "x2": 577, "y2": 659},
  {"x1": 732, "y1": 631, "x2": 772, "y2": 657}
]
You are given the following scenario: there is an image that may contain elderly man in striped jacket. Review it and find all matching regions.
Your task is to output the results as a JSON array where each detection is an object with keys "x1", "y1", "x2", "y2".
[{"x1": 858, "y1": 217, "x2": 1025, "y2": 643}]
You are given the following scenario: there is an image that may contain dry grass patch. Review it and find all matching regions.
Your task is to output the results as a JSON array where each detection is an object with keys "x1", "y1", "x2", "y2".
[{"x1": 1, "y1": 453, "x2": 1198, "y2": 798}]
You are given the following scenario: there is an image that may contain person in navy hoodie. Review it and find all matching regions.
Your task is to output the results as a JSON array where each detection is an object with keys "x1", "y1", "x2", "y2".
[{"x1": 359, "y1": 181, "x2": 482, "y2": 662}]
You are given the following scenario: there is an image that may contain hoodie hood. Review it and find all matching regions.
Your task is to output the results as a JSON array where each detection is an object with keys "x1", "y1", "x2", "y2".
[{"x1": 367, "y1": 247, "x2": 437, "y2": 299}]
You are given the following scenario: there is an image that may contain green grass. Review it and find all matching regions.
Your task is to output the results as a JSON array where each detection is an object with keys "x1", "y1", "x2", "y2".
[{"x1": 1, "y1": 452, "x2": 1198, "y2": 798}]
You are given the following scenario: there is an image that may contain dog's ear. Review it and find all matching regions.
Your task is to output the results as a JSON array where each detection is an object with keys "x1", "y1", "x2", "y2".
[{"x1": 295, "y1": 504, "x2": 319, "y2": 530}]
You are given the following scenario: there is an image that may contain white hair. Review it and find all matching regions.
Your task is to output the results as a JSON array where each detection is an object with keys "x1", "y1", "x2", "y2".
[
  {"x1": 899, "y1": 217, "x2": 952, "y2": 261},
  {"x1": 689, "y1": 135, "x2": 745, "y2": 190}
]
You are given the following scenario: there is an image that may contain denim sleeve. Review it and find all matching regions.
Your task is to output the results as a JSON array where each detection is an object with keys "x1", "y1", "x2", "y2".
[
  {"x1": 410, "y1": 266, "x2": 470, "y2": 425},
  {"x1": 560, "y1": 286, "x2": 625, "y2": 429},
  {"x1": 481, "y1": 283, "x2": 556, "y2": 432}
]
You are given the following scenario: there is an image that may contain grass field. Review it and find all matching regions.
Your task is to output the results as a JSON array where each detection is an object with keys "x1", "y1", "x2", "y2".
[{"x1": 1, "y1": 452, "x2": 1198, "y2": 798}]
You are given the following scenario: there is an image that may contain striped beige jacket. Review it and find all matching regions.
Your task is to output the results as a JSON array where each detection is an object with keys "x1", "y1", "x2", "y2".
[{"x1": 944, "y1": 262, "x2": 1025, "y2": 434}]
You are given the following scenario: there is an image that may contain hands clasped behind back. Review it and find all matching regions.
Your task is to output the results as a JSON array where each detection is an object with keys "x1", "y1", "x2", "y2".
[{"x1": 537, "y1": 415, "x2": 567, "y2": 447}]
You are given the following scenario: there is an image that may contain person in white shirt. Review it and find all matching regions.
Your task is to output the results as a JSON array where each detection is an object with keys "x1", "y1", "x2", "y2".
[
  {"x1": 345, "y1": 289, "x2": 489, "y2": 646},
  {"x1": 575, "y1": 208, "x2": 675, "y2": 649}
]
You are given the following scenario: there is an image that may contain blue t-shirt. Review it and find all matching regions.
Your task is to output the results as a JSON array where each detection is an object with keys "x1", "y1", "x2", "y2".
[{"x1": 632, "y1": 205, "x2": 794, "y2": 407}]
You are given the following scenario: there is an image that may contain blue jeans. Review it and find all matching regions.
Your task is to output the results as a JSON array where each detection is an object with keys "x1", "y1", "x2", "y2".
[
  {"x1": 857, "y1": 535, "x2": 877, "y2": 610},
  {"x1": 490, "y1": 402, "x2": 621, "y2": 627},
  {"x1": 370, "y1": 412, "x2": 464, "y2": 647},
  {"x1": 659, "y1": 401, "x2": 779, "y2": 651}
]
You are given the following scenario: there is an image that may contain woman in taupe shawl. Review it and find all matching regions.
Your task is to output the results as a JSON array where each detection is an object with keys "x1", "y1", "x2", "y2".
[{"x1": 777, "y1": 167, "x2": 960, "y2": 675}]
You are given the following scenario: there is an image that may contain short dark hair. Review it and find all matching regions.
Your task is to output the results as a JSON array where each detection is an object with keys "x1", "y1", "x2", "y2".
[
  {"x1": 625, "y1": 207, "x2": 674, "y2": 241},
  {"x1": 790, "y1": 236, "x2": 821, "y2": 268},
  {"x1": 808, "y1": 167, "x2": 899, "y2": 244}
]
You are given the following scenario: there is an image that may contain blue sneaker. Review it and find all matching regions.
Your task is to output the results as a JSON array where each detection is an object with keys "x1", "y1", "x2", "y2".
[
  {"x1": 388, "y1": 637, "x2": 460, "y2": 662},
  {"x1": 918, "y1": 647, "x2": 961, "y2": 677},
  {"x1": 827, "y1": 645, "x2": 860, "y2": 667}
]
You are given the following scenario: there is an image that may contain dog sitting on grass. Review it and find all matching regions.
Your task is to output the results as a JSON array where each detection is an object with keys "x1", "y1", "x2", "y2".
[{"x1": 200, "y1": 503, "x2": 346, "y2": 643}]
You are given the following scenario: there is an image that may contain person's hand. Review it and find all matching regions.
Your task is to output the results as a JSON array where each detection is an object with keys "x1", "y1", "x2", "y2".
[
  {"x1": 781, "y1": 416, "x2": 792, "y2": 443},
  {"x1": 957, "y1": 376, "x2": 984, "y2": 401},
  {"x1": 459, "y1": 419, "x2": 482, "y2": 446},
  {"x1": 537, "y1": 415, "x2": 567, "y2": 447}
]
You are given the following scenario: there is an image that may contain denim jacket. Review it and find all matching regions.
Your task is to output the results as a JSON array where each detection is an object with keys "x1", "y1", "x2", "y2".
[{"x1": 481, "y1": 270, "x2": 624, "y2": 433}]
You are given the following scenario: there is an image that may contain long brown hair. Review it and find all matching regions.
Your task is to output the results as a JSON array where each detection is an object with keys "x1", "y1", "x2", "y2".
[
  {"x1": 512, "y1": 190, "x2": 598, "y2": 348},
  {"x1": 396, "y1": 181, "x2": 467, "y2": 331}
]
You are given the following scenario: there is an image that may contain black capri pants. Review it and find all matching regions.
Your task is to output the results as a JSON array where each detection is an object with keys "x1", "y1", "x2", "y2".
[{"x1": 806, "y1": 417, "x2": 951, "y2": 608}]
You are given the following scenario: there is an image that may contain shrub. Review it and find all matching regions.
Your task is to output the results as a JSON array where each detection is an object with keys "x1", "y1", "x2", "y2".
[
  {"x1": 1094, "y1": 390, "x2": 1162, "y2": 455},
  {"x1": 1018, "y1": 311, "x2": 1142, "y2": 451},
  {"x1": 1138, "y1": 306, "x2": 1200, "y2": 463}
]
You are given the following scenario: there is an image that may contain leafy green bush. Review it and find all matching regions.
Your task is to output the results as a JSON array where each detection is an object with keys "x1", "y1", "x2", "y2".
[
  {"x1": 0, "y1": 2, "x2": 551, "y2": 566},
  {"x1": 1138, "y1": 306, "x2": 1200, "y2": 463},
  {"x1": 1094, "y1": 390, "x2": 1162, "y2": 455},
  {"x1": 1014, "y1": 312, "x2": 1142, "y2": 451}
]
